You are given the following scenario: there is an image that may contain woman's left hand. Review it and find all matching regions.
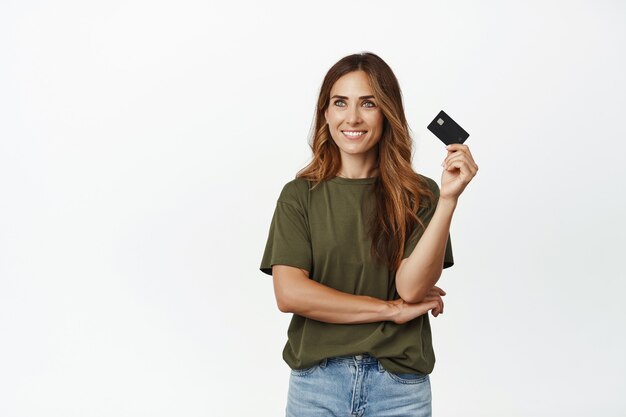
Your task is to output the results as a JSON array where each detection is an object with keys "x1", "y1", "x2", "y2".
[{"x1": 440, "y1": 143, "x2": 479, "y2": 201}]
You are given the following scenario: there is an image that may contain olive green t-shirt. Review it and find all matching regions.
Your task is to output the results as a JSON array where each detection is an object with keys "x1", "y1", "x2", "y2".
[{"x1": 259, "y1": 174, "x2": 454, "y2": 375}]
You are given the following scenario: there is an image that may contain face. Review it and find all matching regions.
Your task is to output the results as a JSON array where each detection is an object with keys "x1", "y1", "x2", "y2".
[{"x1": 324, "y1": 70, "x2": 384, "y2": 161}]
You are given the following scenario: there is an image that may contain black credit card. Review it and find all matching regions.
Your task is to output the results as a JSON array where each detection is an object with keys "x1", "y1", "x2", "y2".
[{"x1": 427, "y1": 110, "x2": 469, "y2": 145}]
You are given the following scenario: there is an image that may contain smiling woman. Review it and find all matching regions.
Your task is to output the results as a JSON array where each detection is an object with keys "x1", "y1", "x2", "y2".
[
  {"x1": 259, "y1": 51, "x2": 478, "y2": 417},
  {"x1": 324, "y1": 71, "x2": 384, "y2": 177}
]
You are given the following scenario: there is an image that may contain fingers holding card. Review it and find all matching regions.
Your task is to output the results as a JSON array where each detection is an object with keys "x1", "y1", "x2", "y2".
[{"x1": 428, "y1": 111, "x2": 477, "y2": 199}]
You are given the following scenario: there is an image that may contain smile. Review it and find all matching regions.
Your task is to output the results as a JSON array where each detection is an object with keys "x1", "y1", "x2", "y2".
[{"x1": 342, "y1": 130, "x2": 367, "y2": 138}]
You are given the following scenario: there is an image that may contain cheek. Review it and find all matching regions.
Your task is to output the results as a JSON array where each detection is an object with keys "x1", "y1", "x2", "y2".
[
  {"x1": 370, "y1": 116, "x2": 384, "y2": 130},
  {"x1": 326, "y1": 111, "x2": 339, "y2": 125},
  {"x1": 368, "y1": 111, "x2": 383, "y2": 124}
]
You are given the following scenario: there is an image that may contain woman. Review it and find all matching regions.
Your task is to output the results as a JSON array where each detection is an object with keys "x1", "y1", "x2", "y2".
[{"x1": 259, "y1": 51, "x2": 478, "y2": 417}]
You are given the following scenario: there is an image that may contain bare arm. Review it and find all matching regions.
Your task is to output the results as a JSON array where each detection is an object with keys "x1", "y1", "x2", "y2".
[
  {"x1": 397, "y1": 143, "x2": 478, "y2": 303},
  {"x1": 395, "y1": 197, "x2": 457, "y2": 304},
  {"x1": 272, "y1": 265, "x2": 445, "y2": 324}
]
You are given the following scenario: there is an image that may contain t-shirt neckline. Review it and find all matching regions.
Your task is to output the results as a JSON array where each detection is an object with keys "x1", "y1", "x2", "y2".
[{"x1": 330, "y1": 176, "x2": 377, "y2": 185}]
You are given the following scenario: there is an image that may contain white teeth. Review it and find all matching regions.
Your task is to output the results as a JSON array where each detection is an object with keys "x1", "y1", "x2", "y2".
[{"x1": 343, "y1": 131, "x2": 366, "y2": 137}]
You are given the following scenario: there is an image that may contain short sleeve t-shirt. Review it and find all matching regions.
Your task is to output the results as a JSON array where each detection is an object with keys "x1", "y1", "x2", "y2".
[{"x1": 259, "y1": 174, "x2": 454, "y2": 375}]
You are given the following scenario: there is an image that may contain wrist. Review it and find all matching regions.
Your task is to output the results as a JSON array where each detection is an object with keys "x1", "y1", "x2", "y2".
[
  {"x1": 438, "y1": 196, "x2": 458, "y2": 209},
  {"x1": 382, "y1": 300, "x2": 401, "y2": 322}
]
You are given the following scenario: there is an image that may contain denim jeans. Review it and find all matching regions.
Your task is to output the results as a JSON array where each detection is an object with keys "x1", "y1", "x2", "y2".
[{"x1": 286, "y1": 353, "x2": 432, "y2": 417}]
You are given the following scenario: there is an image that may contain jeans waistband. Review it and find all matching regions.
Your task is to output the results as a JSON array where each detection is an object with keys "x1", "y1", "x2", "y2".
[{"x1": 327, "y1": 353, "x2": 379, "y2": 364}]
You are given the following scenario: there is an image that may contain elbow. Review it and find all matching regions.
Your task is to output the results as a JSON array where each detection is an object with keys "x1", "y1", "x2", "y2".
[
  {"x1": 396, "y1": 273, "x2": 442, "y2": 304},
  {"x1": 272, "y1": 265, "x2": 309, "y2": 313},
  {"x1": 275, "y1": 295, "x2": 293, "y2": 313},
  {"x1": 396, "y1": 279, "x2": 423, "y2": 303},
  {"x1": 272, "y1": 272, "x2": 297, "y2": 313},
  {"x1": 397, "y1": 287, "x2": 426, "y2": 304},
  {"x1": 274, "y1": 286, "x2": 295, "y2": 313}
]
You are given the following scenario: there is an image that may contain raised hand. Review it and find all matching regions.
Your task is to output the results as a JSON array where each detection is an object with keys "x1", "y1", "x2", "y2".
[{"x1": 440, "y1": 143, "x2": 479, "y2": 201}]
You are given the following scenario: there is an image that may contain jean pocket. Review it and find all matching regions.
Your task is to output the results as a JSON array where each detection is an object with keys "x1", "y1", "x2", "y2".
[
  {"x1": 385, "y1": 369, "x2": 429, "y2": 384},
  {"x1": 289, "y1": 363, "x2": 320, "y2": 377}
]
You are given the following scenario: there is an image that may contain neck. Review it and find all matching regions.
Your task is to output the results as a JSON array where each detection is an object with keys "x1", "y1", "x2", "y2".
[{"x1": 338, "y1": 153, "x2": 379, "y2": 179}]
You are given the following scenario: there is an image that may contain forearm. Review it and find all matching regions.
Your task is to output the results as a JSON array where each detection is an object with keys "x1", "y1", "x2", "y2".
[
  {"x1": 276, "y1": 273, "x2": 397, "y2": 324},
  {"x1": 396, "y1": 197, "x2": 457, "y2": 303}
]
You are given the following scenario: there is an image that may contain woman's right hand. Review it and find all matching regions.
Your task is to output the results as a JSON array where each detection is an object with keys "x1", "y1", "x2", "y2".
[{"x1": 388, "y1": 286, "x2": 446, "y2": 324}]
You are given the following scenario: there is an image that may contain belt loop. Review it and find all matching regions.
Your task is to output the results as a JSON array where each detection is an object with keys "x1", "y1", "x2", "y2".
[
  {"x1": 319, "y1": 358, "x2": 328, "y2": 368},
  {"x1": 377, "y1": 359, "x2": 385, "y2": 373}
]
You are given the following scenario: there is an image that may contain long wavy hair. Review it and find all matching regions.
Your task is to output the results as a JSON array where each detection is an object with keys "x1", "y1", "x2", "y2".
[{"x1": 295, "y1": 51, "x2": 436, "y2": 272}]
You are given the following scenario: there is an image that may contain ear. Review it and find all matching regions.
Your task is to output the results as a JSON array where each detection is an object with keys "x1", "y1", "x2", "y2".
[{"x1": 324, "y1": 108, "x2": 328, "y2": 124}]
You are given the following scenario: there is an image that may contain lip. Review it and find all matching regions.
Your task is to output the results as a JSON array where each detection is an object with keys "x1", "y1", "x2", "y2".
[{"x1": 341, "y1": 130, "x2": 367, "y2": 140}]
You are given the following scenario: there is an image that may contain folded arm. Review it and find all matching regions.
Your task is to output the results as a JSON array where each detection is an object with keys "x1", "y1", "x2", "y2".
[
  {"x1": 395, "y1": 197, "x2": 457, "y2": 303},
  {"x1": 272, "y1": 265, "x2": 444, "y2": 324}
]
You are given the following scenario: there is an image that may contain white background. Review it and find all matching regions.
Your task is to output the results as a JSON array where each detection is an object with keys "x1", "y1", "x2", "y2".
[{"x1": 1, "y1": 0, "x2": 625, "y2": 416}]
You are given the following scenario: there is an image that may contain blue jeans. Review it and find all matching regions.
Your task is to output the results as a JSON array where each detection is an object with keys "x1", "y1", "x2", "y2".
[{"x1": 286, "y1": 353, "x2": 432, "y2": 417}]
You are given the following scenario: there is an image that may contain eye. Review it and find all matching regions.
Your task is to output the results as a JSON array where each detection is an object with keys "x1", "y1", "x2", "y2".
[
  {"x1": 363, "y1": 100, "x2": 376, "y2": 108},
  {"x1": 333, "y1": 99, "x2": 346, "y2": 107}
]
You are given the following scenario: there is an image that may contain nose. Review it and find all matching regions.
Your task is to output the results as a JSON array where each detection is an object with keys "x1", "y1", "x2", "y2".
[{"x1": 346, "y1": 104, "x2": 362, "y2": 125}]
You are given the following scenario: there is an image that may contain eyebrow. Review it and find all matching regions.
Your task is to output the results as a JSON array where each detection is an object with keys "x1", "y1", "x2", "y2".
[{"x1": 330, "y1": 95, "x2": 376, "y2": 100}]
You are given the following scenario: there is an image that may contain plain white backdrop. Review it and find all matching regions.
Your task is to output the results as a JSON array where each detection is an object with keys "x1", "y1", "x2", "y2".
[{"x1": 1, "y1": 0, "x2": 625, "y2": 416}]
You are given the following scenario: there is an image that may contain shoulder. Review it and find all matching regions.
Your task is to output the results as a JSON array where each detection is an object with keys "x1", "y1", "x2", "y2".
[
  {"x1": 416, "y1": 173, "x2": 441, "y2": 196},
  {"x1": 277, "y1": 177, "x2": 311, "y2": 208},
  {"x1": 414, "y1": 174, "x2": 440, "y2": 216}
]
